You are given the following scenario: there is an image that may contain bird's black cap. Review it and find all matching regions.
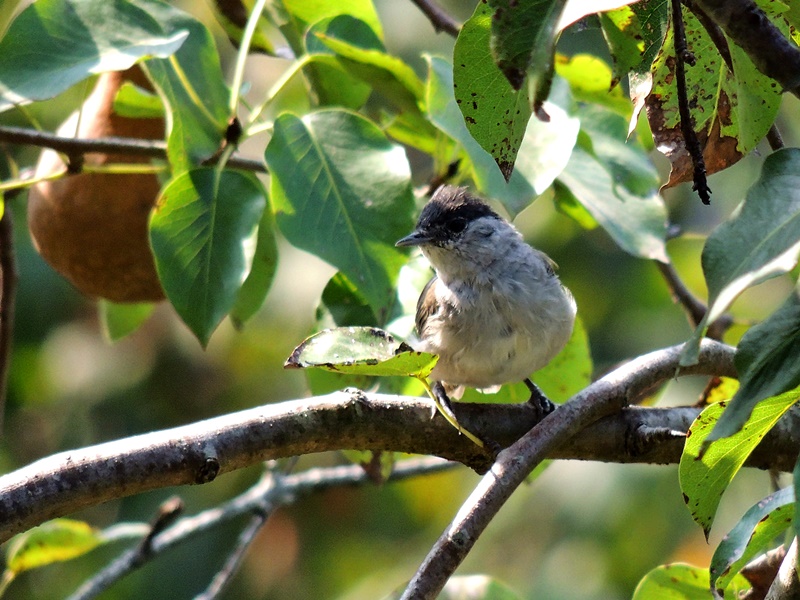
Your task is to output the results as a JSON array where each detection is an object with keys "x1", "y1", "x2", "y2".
[{"x1": 395, "y1": 186, "x2": 500, "y2": 247}]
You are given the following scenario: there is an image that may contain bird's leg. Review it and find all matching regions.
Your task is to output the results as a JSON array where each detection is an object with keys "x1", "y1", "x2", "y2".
[
  {"x1": 524, "y1": 378, "x2": 555, "y2": 419},
  {"x1": 431, "y1": 381, "x2": 459, "y2": 423}
]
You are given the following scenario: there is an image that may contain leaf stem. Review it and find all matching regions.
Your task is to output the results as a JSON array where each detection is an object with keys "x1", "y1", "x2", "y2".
[{"x1": 228, "y1": 0, "x2": 271, "y2": 117}]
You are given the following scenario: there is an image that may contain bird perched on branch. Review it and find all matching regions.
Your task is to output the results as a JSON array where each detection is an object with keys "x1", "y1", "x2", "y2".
[{"x1": 396, "y1": 185, "x2": 576, "y2": 423}]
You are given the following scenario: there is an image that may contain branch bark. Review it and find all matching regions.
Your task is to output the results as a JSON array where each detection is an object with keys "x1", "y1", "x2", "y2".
[
  {"x1": 0, "y1": 340, "x2": 754, "y2": 544},
  {"x1": 400, "y1": 339, "x2": 739, "y2": 599},
  {"x1": 0, "y1": 125, "x2": 266, "y2": 173}
]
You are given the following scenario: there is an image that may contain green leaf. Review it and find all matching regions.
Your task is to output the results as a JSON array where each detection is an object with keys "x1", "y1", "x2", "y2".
[
  {"x1": 0, "y1": 0, "x2": 187, "y2": 113},
  {"x1": 316, "y1": 272, "x2": 377, "y2": 330},
  {"x1": 795, "y1": 453, "x2": 800, "y2": 541},
  {"x1": 5, "y1": 519, "x2": 102, "y2": 574},
  {"x1": 487, "y1": 0, "x2": 566, "y2": 96},
  {"x1": 710, "y1": 486, "x2": 794, "y2": 594},
  {"x1": 281, "y1": 0, "x2": 383, "y2": 41},
  {"x1": 426, "y1": 55, "x2": 578, "y2": 217},
  {"x1": 554, "y1": 53, "x2": 631, "y2": 115},
  {"x1": 285, "y1": 326, "x2": 438, "y2": 378},
  {"x1": 679, "y1": 391, "x2": 800, "y2": 538},
  {"x1": 556, "y1": 141, "x2": 668, "y2": 262},
  {"x1": 112, "y1": 81, "x2": 165, "y2": 118},
  {"x1": 210, "y1": 0, "x2": 276, "y2": 55},
  {"x1": 303, "y1": 15, "x2": 380, "y2": 109},
  {"x1": 633, "y1": 564, "x2": 749, "y2": 600},
  {"x1": 454, "y1": 1, "x2": 533, "y2": 181},
  {"x1": 441, "y1": 575, "x2": 522, "y2": 600},
  {"x1": 709, "y1": 285, "x2": 800, "y2": 440},
  {"x1": 311, "y1": 29, "x2": 425, "y2": 116},
  {"x1": 230, "y1": 203, "x2": 279, "y2": 328},
  {"x1": 265, "y1": 109, "x2": 414, "y2": 322},
  {"x1": 681, "y1": 148, "x2": 800, "y2": 366},
  {"x1": 150, "y1": 168, "x2": 266, "y2": 346},
  {"x1": 99, "y1": 300, "x2": 156, "y2": 342},
  {"x1": 460, "y1": 315, "x2": 592, "y2": 404},
  {"x1": 140, "y1": 0, "x2": 230, "y2": 173}
]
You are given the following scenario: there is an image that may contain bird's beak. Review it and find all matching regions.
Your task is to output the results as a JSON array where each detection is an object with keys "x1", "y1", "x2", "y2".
[{"x1": 395, "y1": 230, "x2": 431, "y2": 247}]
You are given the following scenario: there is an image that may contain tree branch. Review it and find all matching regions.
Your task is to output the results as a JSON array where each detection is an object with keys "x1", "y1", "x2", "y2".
[
  {"x1": 0, "y1": 208, "x2": 16, "y2": 431},
  {"x1": 0, "y1": 125, "x2": 266, "y2": 173},
  {"x1": 0, "y1": 340, "x2": 752, "y2": 544},
  {"x1": 407, "y1": 0, "x2": 460, "y2": 37},
  {"x1": 400, "y1": 339, "x2": 739, "y2": 599},
  {"x1": 691, "y1": 0, "x2": 800, "y2": 98},
  {"x1": 68, "y1": 458, "x2": 454, "y2": 600}
]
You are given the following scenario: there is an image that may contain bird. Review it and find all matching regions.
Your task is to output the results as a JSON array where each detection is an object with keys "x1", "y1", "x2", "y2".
[{"x1": 395, "y1": 185, "x2": 577, "y2": 423}]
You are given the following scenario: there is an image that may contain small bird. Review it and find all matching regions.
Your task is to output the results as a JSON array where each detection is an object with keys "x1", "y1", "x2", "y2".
[{"x1": 396, "y1": 185, "x2": 577, "y2": 420}]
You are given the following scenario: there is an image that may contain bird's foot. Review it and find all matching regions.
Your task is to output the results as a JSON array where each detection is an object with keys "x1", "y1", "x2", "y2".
[{"x1": 524, "y1": 378, "x2": 555, "y2": 419}]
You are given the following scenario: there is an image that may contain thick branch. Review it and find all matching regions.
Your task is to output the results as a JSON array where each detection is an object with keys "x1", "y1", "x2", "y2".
[
  {"x1": 401, "y1": 339, "x2": 737, "y2": 598},
  {"x1": 0, "y1": 339, "x2": 784, "y2": 548},
  {"x1": 0, "y1": 125, "x2": 266, "y2": 173},
  {"x1": 691, "y1": 0, "x2": 800, "y2": 97}
]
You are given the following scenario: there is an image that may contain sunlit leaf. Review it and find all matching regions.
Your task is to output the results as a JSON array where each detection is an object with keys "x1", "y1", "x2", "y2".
[
  {"x1": 303, "y1": 15, "x2": 380, "y2": 108},
  {"x1": 0, "y1": 0, "x2": 187, "y2": 113},
  {"x1": 265, "y1": 109, "x2": 414, "y2": 322},
  {"x1": 632, "y1": 563, "x2": 749, "y2": 599},
  {"x1": 150, "y1": 168, "x2": 266, "y2": 346},
  {"x1": 112, "y1": 81, "x2": 165, "y2": 118},
  {"x1": 681, "y1": 148, "x2": 800, "y2": 366},
  {"x1": 710, "y1": 486, "x2": 793, "y2": 594},
  {"x1": 99, "y1": 300, "x2": 156, "y2": 342},
  {"x1": 708, "y1": 285, "x2": 800, "y2": 441},
  {"x1": 679, "y1": 391, "x2": 800, "y2": 538},
  {"x1": 285, "y1": 326, "x2": 438, "y2": 379},
  {"x1": 554, "y1": 53, "x2": 631, "y2": 115},
  {"x1": 5, "y1": 519, "x2": 102, "y2": 574}
]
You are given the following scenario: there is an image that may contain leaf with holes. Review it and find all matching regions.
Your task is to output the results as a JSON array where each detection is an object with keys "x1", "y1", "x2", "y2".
[
  {"x1": 285, "y1": 326, "x2": 438, "y2": 379},
  {"x1": 679, "y1": 390, "x2": 800, "y2": 538},
  {"x1": 454, "y1": 1, "x2": 532, "y2": 181}
]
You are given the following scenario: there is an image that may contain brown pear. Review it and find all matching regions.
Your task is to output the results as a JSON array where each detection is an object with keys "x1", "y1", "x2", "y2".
[{"x1": 28, "y1": 66, "x2": 165, "y2": 302}]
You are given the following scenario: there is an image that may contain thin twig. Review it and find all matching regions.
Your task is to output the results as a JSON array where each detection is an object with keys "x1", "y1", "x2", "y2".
[
  {"x1": 407, "y1": 0, "x2": 460, "y2": 37},
  {"x1": 0, "y1": 208, "x2": 16, "y2": 432},
  {"x1": 400, "y1": 339, "x2": 736, "y2": 599},
  {"x1": 193, "y1": 511, "x2": 269, "y2": 600},
  {"x1": 67, "y1": 458, "x2": 453, "y2": 600},
  {"x1": 0, "y1": 125, "x2": 266, "y2": 173},
  {"x1": 672, "y1": 0, "x2": 711, "y2": 204},
  {"x1": 655, "y1": 260, "x2": 733, "y2": 339}
]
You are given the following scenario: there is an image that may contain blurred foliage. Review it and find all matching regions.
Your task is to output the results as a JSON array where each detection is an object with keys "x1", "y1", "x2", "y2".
[{"x1": 1, "y1": 0, "x2": 800, "y2": 599}]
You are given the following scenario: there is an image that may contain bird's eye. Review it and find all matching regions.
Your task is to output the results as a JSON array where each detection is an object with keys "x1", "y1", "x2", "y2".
[{"x1": 446, "y1": 217, "x2": 467, "y2": 234}]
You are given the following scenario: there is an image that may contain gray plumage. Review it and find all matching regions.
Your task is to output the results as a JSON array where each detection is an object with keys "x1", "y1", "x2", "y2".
[{"x1": 396, "y1": 185, "x2": 576, "y2": 399}]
